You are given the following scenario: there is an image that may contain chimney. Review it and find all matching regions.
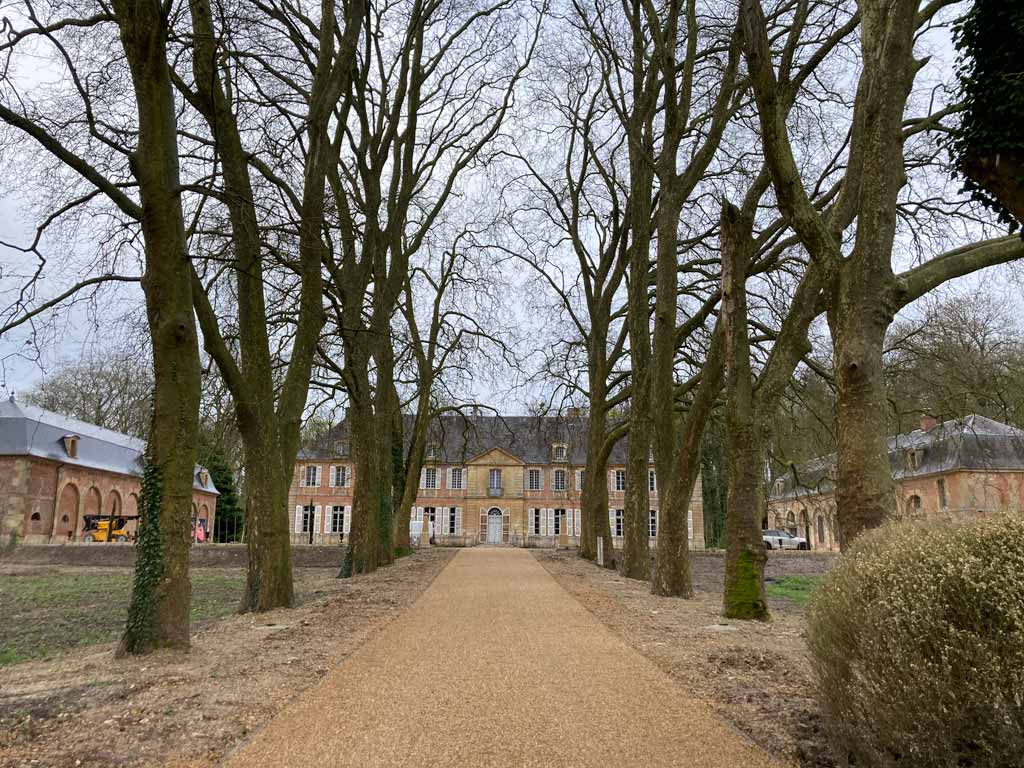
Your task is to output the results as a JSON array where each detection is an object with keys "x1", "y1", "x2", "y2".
[{"x1": 919, "y1": 414, "x2": 938, "y2": 432}]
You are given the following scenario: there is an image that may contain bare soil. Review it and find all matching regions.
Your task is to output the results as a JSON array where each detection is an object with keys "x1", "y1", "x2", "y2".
[
  {"x1": 534, "y1": 549, "x2": 835, "y2": 768},
  {"x1": 0, "y1": 548, "x2": 454, "y2": 768}
]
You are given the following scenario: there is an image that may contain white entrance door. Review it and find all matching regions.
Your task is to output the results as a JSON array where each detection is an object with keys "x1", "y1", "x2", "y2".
[{"x1": 486, "y1": 508, "x2": 503, "y2": 543}]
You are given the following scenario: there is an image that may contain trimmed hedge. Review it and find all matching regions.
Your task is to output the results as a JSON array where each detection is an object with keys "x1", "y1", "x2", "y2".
[{"x1": 807, "y1": 514, "x2": 1024, "y2": 767}]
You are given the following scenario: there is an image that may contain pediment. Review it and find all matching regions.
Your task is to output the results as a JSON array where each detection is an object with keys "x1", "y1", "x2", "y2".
[{"x1": 465, "y1": 446, "x2": 524, "y2": 466}]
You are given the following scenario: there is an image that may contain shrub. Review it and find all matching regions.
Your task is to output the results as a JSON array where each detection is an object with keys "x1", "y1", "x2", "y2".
[{"x1": 807, "y1": 514, "x2": 1024, "y2": 767}]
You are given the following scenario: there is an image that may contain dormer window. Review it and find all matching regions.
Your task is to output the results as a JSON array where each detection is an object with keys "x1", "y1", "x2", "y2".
[
  {"x1": 199, "y1": 469, "x2": 210, "y2": 488},
  {"x1": 425, "y1": 443, "x2": 438, "y2": 460},
  {"x1": 552, "y1": 443, "x2": 567, "y2": 461},
  {"x1": 773, "y1": 478, "x2": 785, "y2": 496},
  {"x1": 62, "y1": 434, "x2": 80, "y2": 459},
  {"x1": 906, "y1": 448, "x2": 924, "y2": 471},
  {"x1": 335, "y1": 441, "x2": 350, "y2": 458}
]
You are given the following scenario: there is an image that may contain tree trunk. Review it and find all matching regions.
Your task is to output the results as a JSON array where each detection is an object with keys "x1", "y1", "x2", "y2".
[
  {"x1": 343, "y1": 395, "x2": 385, "y2": 575},
  {"x1": 115, "y1": 0, "x2": 201, "y2": 655},
  {"x1": 719, "y1": 201, "x2": 769, "y2": 620},
  {"x1": 621, "y1": 385, "x2": 652, "y2": 580},
  {"x1": 829, "y1": 267, "x2": 897, "y2": 547},
  {"x1": 580, "y1": 407, "x2": 615, "y2": 566},
  {"x1": 239, "y1": 423, "x2": 294, "y2": 611},
  {"x1": 390, "y1": 401, "x2": 409, "y2": 551}
]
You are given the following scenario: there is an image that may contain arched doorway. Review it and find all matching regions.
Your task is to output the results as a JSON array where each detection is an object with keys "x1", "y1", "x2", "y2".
[
  {"x1": 816, "y1": 514, "x2": 826, "y2": 546},
  {"x1": 83, "y1": 487, "x2": 101, "y2": 537},
  {"x1": 55, "y1": 483, "x2": 80, "y2": 540},
  {"x1": 785, "y1": 510, "x2": 796, "y2": 536},
  {"x1": 486, "y1": 508, "x2": 503, "y2": 544}
]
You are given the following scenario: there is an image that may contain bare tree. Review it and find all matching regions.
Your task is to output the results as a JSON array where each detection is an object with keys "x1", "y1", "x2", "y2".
[
  {"x1": 24, "y1": 349, "x2": 154, "y2": 438},
  {"x1": 171, "y1": 0, "x2": 365, "y2": 611},
  {"x1": 740, "y1": 0, "x2": 1024, "y2": 546},
  {"x1": 319, "y1": 0, "x2": 542, "y2": 576}
]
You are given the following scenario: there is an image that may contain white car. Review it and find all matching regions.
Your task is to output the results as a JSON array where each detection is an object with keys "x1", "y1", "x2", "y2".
[{"x1": 762, "y1": 529, "x2": 809, "y2": 550}]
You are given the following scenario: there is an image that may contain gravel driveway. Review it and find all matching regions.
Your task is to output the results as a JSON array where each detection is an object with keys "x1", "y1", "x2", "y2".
[{"x1": 225, "y1": 547, "x2": 786, "y2": 767}]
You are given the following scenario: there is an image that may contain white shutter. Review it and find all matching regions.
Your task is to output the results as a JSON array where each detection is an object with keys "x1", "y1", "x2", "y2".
[
  {"x1": 312, "y1": 505, "x2": 321, "y2": 535},
  {"x1": 576, "y1": 470, "x2": 583, "y2": 490},
  {"x1": 609, "y1": 509, "x2": 616, "y2": 537},
  {"x1": 547, "y1": 508, "x2": 555, "y2": 536},
  {"x1": 574, "y1": 508, "x2": 581, "y2": 536},
  {"x1": 294, "y1": 505, "x2": 303, "y2": 533},
  {"x1": 608, "y1": 470, "x2": 615, "y2": 491},
  {"x1": 688, "y1": 509, "x2": 694, "y2": 540},
  {"x1": 327, "y1": 466, "x2": 334, "y2": 487},
  {"x1": 446, "y1": 468, "x2": 453, "y2": 490},
  {"x1": 419, "y1": 468, "x2": 427, "y2": 489},
  {"x1": 343, "y1": 506, "x2": 351, "y2": 534},
  {"x1": 315, "y1": 466, "x2": 322, "y2": 487},
  {"x1": 455, "y1": 507, "x2": 462, "y2": 534}
]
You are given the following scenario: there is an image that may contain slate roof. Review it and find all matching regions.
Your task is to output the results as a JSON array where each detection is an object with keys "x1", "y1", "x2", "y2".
[
  {"x1": 299, "y1": 412, "x2": 632, "y2": 465},
  {"x1": 0, "y1": 397, "x2": 218, "y2": 494},
  {"x1": 771, "y1": 414, "x2": 1024, "y2": 501}
]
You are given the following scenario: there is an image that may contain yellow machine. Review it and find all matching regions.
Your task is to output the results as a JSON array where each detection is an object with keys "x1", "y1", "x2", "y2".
[{"x1": 81, "y1": 515, "x2": 137, "y2": 542}]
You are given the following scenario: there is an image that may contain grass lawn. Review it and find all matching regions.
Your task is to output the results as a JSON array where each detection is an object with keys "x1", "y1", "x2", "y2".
[
  {"x1": 0, "y1": 569, "x2": 245, "y2": 666},
  {"x1": 765, "y1": 575, "x2": 820, "y2": 606}
]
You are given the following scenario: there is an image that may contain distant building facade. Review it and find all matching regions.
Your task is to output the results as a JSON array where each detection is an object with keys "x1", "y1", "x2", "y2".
[
  {"x1": 767, "y1": 415, "x2": 1024, "y2": 551},
  {"x1": 0, "y1": 398, "x2": 219, "y2": 544},
  {"x1": 287, "y1": 413, "x2": 705, "y2": 549}
]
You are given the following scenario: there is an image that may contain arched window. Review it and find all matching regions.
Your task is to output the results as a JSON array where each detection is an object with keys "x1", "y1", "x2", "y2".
[
  {"x1": 786, "y1": 511, "x2": 796, "y2": 535},
  {"x1": 816, "y1": 515, "x2": 825, "y2": 544},
  {"x1": 908, "y1": 494, "x2": 922, "y2": 513}
]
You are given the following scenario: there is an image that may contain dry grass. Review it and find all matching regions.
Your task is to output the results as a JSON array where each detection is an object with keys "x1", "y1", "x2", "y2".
[{"x1": 0, "y1": 549, "x2": 455, "y2": 768}]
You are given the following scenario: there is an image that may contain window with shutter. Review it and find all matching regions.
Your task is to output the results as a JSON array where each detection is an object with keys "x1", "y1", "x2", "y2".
[
  {"x1": 450, "y1": 467, "x2": 465, "y2": 489},
  {"x1": 332, "y1": 505, "x2": 345, "y2": 533},
  {"x1": 455, "y1": 507, "x2": 462, "y2": 534},
  {"x1": 615, "y1": 470, "x2": 626, "y2": 491},
  {"x1": 574, "y1": 508, "x2": 581, "y2": 536},
  {"x1": 576, "y1": 470, "x2": 584, "y2": 490},
  {"x1": 649, "y1": 509, "x2": 658, "y2": 538},
  {"x1": 424, "y1": 467, "x2": 438, "y2": 489},
  {"x1": 687, "y1": 509, "x2": 694, "y2": 539},
  {"x1": 614, "y1": 509, "x2": 624, "y2": 537}
]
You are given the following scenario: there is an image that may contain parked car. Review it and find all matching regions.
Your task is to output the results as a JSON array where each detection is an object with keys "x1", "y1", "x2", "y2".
[{"x1": 762, "y1": 529, "x2": 808, "y2": 550}]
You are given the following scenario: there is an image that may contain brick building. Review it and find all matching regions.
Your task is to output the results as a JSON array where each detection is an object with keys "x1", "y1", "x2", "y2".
[
  {"x1": 0, "y1": 397, "x2": 219, "y2": 544},
  {"x1": 287, "y1": 413, "x2": 705, "y2": 548},
  {"x1": 767, "y1": 414, "x2": 1024, "y2": 551}
]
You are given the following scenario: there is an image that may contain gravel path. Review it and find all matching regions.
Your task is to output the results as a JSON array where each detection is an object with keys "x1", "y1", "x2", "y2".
[{"x1": 225, "y1": 547, "x2": 786, "y2": 767}]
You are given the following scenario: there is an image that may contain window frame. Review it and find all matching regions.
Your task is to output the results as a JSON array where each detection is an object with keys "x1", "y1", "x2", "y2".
[
  {"x1": 614, "y1": 508, "x2": 623, "y2": 537},
  {"x1": 614, "y1": 470, "x2": 626, "y2": 491},
  {"x1": 553, "y1": 469, "x2": 566, "y2": 491},
  {"x1": 450, "y1": 467, "x2": 465, "y2": 490},
  {"x1": 649, "y1": 509, "x2": 657, "y2": 537},
  {"x1": 331, "y1": 505, "x2": 345, "y2": 534},
  {"x1": 527, "y1": 468, "x2": 542, "y2": 491},
  {"x1": 424, "y1": 466, "x2": 439, "y2": 490},
  {"x1": 303, "y1": 465, "x2": 318, "y2": 487},
  {"x1": 301, "y1": 504, "x2": 315, "y2": 533},
  {"x1": 488, "y1": 468, "x2": 502, "y2": 490}
]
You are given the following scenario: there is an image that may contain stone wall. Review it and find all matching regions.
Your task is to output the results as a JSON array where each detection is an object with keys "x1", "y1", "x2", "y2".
[{"x1": 0, "y1": 543, "x2": 344, "y2": 569}]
